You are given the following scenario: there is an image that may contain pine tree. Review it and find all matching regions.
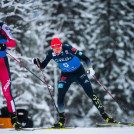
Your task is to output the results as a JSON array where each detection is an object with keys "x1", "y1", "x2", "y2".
[{"x1": 0, "y1": 0, "x2": 133, "y2": 127}]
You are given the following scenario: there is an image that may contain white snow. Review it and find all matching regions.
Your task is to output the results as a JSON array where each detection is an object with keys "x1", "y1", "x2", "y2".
[
  {"x1": 0, "y1": 0, "x2": 134, "y2": 129},
  {"x1": 0, "y1": 127, "x2": 134, "y2": 134}
]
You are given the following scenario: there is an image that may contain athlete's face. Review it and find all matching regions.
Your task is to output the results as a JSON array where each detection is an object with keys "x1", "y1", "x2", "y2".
[{"x1": 52, "y1": 46, "x2": 62, "y2": 55}]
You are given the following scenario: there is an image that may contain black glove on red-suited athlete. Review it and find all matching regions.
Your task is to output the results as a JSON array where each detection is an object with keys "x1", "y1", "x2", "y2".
[
  {"x1": 0, "y1": 43, "x2": 6, "y2": 51},
  {"x1": 33, "y1": 58, "x2": 41, "y2": 67}
]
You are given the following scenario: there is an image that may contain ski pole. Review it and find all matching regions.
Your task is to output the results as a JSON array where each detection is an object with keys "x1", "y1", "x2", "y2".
[
  {"x1": 5, "y1": 51, "x2": 59, "y2": 114},
  {"x1": 4, "y1": 51, "x2": 50, "y2": 87},
  {"x1": 92, "y1": 74, "x2": 120, "y2": 106},
  {"x1": 36, "y1": 60, "x2": 59, "y2": 114}
]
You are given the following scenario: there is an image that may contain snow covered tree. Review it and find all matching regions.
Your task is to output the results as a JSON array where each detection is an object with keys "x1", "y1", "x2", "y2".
[
  {"x1": 0, "y1": 0, "x2": 133, "y2": 127},
  {"x1": 81, "y1": 0, "x2": 134, "y2": 124},
  {"x1": 0, "y1": 0, "x2": 55, "y2": 127}
]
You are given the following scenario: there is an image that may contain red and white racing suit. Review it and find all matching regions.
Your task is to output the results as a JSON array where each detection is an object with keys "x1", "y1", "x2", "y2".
[{"x1": 0, "y1": 22, "x2": 16, "y2": 113}]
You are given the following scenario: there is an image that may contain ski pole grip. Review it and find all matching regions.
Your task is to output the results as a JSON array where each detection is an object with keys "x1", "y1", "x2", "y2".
[{"x1": 36, "y1": 59, "x2": 40, "y2": 68}]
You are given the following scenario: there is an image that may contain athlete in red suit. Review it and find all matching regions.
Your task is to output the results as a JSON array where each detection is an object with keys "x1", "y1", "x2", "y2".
[{"x1": 0, "y1": 22, "x2": 22, "y2": 130}]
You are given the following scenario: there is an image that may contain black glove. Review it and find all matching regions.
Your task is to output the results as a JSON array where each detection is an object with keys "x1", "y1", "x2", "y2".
[
  {"x1": 33, "y1": 58, "x2": 41, "y2": 67},
  {"x1": 0, "y1": 43, "x2": 6, "y2": 51}
]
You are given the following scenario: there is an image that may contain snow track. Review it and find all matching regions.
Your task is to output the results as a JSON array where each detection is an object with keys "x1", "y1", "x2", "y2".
[{"x1": 0, "y1": 127, "x2": 134, "y2": 134}]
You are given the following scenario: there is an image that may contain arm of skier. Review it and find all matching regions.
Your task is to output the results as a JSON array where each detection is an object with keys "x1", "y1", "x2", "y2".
[
  {"x1": 33, "y1": 50, "x2": 52, "y2": 69},
  {"x1": 1, "y1": 24, "x2": 16, "y2": 47},
  {"x1": 68, "y1": 45, "x2": 95, "y2": 76}
]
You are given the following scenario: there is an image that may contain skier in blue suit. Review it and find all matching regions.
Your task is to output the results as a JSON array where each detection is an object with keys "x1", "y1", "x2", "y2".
[{"x1": 33, "y1": 38, "x2": 116, "y2": 128}]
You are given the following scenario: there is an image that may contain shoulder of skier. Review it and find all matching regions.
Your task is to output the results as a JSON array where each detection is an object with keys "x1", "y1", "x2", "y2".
[
  {"x1": 63, "y1": 44, "x2": 84, "y2": 57},
  {"x1": 47, "y1": 48, "x2": 53, "y2": 58},
  {"x1": 63, "y1": 44, "x2": 92, "y2": 67}
]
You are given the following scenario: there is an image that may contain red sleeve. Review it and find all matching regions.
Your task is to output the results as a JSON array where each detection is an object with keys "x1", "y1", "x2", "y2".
[
  {"x1": 1, "y1": 24, "x2": 16, "y2": 47},
  {"x1": 4, "y1": 39, "x2": 16, "y2": 47}
]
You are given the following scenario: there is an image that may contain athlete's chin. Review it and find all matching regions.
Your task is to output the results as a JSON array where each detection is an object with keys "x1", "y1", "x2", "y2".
[{"x1": 55, "y1": 53, "x2": 60, "y2": 55}]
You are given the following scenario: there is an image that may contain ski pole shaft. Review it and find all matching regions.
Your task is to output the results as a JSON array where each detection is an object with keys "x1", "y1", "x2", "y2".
[
  {"x1": 4, "y1": 51, "x2": 48, "y2": 86},
  {"x1": 5, "y1": 51, "x2": 59, "y2": 113},
  {"x1": 36, "y1": 60, "x2": 59, "y2": 114},
  {"x1": 92, "y1": 75, "x2": 120, "y2": 106}
]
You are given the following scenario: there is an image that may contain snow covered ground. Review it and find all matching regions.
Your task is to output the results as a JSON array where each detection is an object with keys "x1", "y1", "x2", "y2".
[{"x1": 0, "y1": 127, "x2": 134, "y2": 134}]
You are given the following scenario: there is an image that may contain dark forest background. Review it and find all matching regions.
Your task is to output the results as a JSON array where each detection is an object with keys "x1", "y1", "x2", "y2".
[{"x1": 0, "y1": 0, "x2": 134, "y2": 127}]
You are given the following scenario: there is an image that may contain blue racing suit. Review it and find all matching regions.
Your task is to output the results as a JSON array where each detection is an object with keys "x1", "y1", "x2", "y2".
[{"x1": 40, "y1": 45, "x2": 104, "y2": 113}]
